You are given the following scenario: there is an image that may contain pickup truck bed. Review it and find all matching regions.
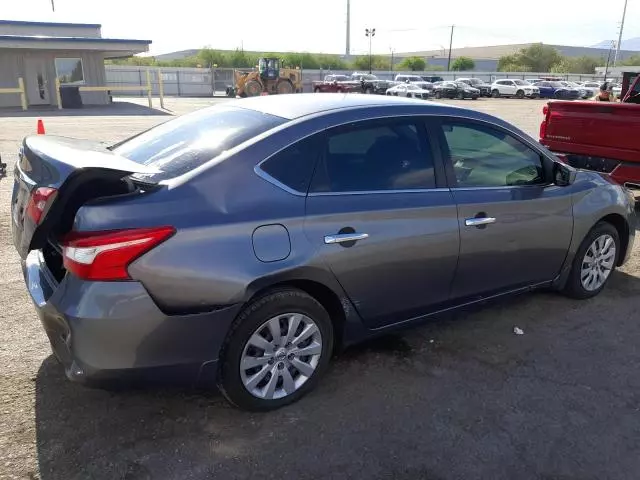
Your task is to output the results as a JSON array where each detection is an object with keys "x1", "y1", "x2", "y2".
[{"x1": 540, "y1": 101, "x2": 640, "y2": 188}]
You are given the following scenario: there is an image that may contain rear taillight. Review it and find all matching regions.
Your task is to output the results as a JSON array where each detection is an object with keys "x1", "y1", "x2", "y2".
[
  {"x1": 62, "y1": 226, "x2": 175, "y2": 281},
  {"x1": 26, "y1": 187, "x2": 57, "y2": 224},
  {"x1": 539, "y1": 104, "x2": 550, "y2": 140}
]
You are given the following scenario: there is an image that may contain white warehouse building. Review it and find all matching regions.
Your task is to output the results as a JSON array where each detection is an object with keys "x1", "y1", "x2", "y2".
[{"x1": 0, "y1": 20, "x2": 151, "y2": 108}]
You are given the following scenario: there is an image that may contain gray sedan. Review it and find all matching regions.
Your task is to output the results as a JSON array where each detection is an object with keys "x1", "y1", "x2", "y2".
[{"x1": 11, "y1": 94, "x2": 636, "y2": 411}]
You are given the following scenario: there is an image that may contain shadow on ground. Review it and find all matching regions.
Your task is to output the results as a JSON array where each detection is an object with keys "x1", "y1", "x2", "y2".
[
  {"x1": 35, "y1": 271, "x2": 640, "y2": 480},
  {"x1": 0, "y1": 102, "x2": 171, "y2": 118}
]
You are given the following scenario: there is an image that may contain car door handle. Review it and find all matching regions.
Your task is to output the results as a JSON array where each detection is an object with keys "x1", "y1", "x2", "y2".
[
  {"x1": 465, "y1": 217, "x2": 497, "y2": 227},
  {"x1": 324, "y1": 233, "x2": 369, "y2": 244}
]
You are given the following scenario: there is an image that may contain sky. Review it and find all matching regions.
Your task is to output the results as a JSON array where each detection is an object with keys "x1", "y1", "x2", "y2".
[{"x1": 2, "y1": 0, "x2": 638, "y2": 55}]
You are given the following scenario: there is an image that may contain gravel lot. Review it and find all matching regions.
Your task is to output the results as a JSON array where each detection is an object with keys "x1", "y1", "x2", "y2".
[{"x1": 1, "y1": 97, "x2": 639, "y2": 480}]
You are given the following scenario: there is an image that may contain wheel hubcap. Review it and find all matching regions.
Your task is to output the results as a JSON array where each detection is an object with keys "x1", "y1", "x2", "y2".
[
  {"x1": 580, "y1": 234, "x2": 616, "y2": 291},
  {"x1": 240, "y1": 313, "x2": 323, "y2": 400}
]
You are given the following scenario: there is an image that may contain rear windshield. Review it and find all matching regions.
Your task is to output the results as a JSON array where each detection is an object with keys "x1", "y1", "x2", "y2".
[{"x1": 112, "y1": 105, "x2": 286, "y2": 182}]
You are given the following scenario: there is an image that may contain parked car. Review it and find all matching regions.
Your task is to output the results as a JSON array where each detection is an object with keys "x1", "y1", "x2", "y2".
[
  {"x1": 351, "y1": 72, "x2": 392, "y2": 94},
  {"x1": 491, "y1": 79, "x2": 540, "y2": 98},
  {"x1": 433, "y1": 81, "x2": 480, "y2": 99},
  {"x1": 386, "y1": 83, "x2": 431, "y2": 98},
  {"x1": 560, "y1": 81, "x2": 590, "y2": 99},
  {"x1": 533, "y1": 81, "x2": 581, "y2": 100},
  {"x1": 312, "y1": 75, "x2": 359, "y2": 93},
  {"x1": 456, "y1": 78, "x2": 492, "y2": 97},
  {"x1": 579, "y1": 81, "x2": 601, "y2": 98},
  {"x1": 394, "y1": 74, "x2": 434, "y2": 91},
  {"x1": 421, "y1": 75, "x2": 444, "y2": 83},
  {"x1": 12, "y1": 94, "x2": 635, "y2": 411}
]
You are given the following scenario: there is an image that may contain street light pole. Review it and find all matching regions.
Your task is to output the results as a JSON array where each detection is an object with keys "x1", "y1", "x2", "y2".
[{"x1": 365, "y1": 28, "x2": 376, "y2": 73}]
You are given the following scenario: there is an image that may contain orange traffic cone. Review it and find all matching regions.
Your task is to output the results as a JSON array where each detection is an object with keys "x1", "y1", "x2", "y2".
[{"x1": 36, "y1": 119, "x2": 45, "y2": 135}]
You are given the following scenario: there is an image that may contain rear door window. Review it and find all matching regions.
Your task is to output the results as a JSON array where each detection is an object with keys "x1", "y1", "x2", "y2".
[
  {"x1": 310, "y1": 119, "x2": 436, "y2": 192},
  {"x1": 112, "y1": 106, "x2": 286, "y2": 182}
]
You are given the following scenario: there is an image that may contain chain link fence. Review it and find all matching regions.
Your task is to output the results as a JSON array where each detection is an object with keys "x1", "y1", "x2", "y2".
[{"x1": 106, "y1": 65, "x2": 607, "y2": 98}]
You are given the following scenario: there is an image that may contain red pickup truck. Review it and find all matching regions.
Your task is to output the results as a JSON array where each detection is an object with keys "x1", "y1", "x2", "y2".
[
  {"x1": 540, "y1": 73, "x2": 640, "y2": 189},
  {"x1": 312, "y1": 75, "x2": 360, "y2": 93}
]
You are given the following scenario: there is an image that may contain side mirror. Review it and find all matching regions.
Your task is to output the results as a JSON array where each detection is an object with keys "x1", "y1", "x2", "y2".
[{"x1": 553, "y1": 161, "x2": 576, "y2": 186}]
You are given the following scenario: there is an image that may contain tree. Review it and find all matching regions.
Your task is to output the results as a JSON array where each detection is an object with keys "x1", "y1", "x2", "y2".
[
  {"x1": 352, "y1": 55, "x2": 389, "y2": 71},
  {"x1": 451, "y1": 56, "x2": 475, "y2": 71},
  {"x1": 620, "y1": 54, "x2": 640, "y2": 66},
  {"x1": 198, "y1": 48, "x2": 228, "y2": 67},
  {"x1": 228, "y1": 49, "x2": 255, "y2": 68},
  {"x1": 317, "y1": 54, "x2": 348, "y2": 70},
  {"x1": 398, "y1": 56, "x2": 427, "y2": 71},
  {"x1": 550, "y1": 56, "x2": 601, "y2": 74},
  {"x1": 497, "y1": 44, "x2": 561, "y2": 72}
]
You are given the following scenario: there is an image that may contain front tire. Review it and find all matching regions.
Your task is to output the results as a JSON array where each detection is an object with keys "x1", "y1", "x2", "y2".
[
  {"x1": 515, "y1": 90, "x2": 525, "y2": 99},
  {"x1": 562, "y1": 222, "x2": 620, "y2": 299},
  {"x1": 218, "y1": 289, "x2": 334, "y2": 411},
  {"x1": 435, "y1": 91, "x2": 442, "y2": 99},
  {"x1": 456, "y1": 91, "x2": 465, "y2": 100}
]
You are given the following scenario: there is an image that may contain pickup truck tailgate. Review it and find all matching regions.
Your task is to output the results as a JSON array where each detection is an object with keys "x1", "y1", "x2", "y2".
[{"x1": 542, "y1": 101, "x2": 640, "y2": 163}]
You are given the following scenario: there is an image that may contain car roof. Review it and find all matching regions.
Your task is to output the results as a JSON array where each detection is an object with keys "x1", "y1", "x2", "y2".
[
  {"x1": 227, "y1": 93, "x2": 528, "y2": 138},
  {"x1": 234, "y1": 93, "x2": 443, "y2": 120}
]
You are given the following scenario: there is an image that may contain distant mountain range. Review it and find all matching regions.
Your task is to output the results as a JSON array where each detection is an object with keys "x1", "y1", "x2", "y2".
[{"x1": 591, "y1": 37, "x2": 640, "y2": 51}]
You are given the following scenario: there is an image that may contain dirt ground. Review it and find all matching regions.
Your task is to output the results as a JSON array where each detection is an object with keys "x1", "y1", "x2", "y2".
[{"x1": 1, "y1": 97, "x2": 639, "y2": 480}]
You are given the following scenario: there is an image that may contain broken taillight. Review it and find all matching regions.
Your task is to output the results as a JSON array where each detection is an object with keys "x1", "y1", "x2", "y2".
[
  {"x1": 61, "y1": 226, "x2": 175, "y2": 281},
  {"x1": 26, "y1": 187, "x2": 58, "y2": 224}
]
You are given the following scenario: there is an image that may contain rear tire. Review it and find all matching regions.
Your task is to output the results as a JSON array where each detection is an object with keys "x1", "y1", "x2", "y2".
[
  {"x1": 456, "y1": 91, "x2": 464, "y2": 100},
  {"x1": 365, "y1": 87, "x2": 373, "y2": 94},
  {"x1": 492, "y1": 89, "x2": 500, "y2": 98},
  {"x1": 218, "y1": 289, "x2": 334, "y2": 411},
  {"x1": 276, "y1": 80, "x2": 294, "y2": 95},
  {"x1": 562, "y1": 222, "x2": 620, "y2": 299},
  {"x1": 314, "y1": 87, "x2": 321, "y2": 93},
  {"x1": 435, "y1": 91, "x2": 442, "y2": 99}
]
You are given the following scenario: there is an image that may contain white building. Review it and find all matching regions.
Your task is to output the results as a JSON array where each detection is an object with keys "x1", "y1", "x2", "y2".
[{"x1": 0, "y1": 20, "x2": 151, "y2": 108}]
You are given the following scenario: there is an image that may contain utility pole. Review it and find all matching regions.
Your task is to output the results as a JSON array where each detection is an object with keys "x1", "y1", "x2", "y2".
[
  {"x1": 346, "y1": 0, "x2": 351, "y2": 56},
  {"x1": 604, "y1": 40, "x2": 615, "y2": 80},
  {"x1": 613, "y1": 0, "x2": 628, "y2": 66},
  {"x1": 446, "y1": 25, "x2": 455, "y2": 71},
  {"x1": 51, "y1": 0, "x2": 55, "y2": 11},
  {"x1": 365, "y1": 28, "x2": 376, "y2": 74},
  {"x1": 390, "y1": 47, "x2": 395, "y2": 72}
]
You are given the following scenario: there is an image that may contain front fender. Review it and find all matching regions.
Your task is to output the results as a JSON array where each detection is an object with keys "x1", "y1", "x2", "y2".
[{"x1": 554, "y1": 172, "x2": 635, "y2": 288}]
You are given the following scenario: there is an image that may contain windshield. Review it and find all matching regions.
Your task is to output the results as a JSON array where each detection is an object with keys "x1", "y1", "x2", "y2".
[
  {"x1": 513, "y1": 80, "x2": 529, "y2": 86},
  {"x1": 455, "y1": 82, "x2": 470, "y2": 88},
  {"x1": 549, "y1": 82, "x2": 565, "y2": 87},
  {"x1": 406, "y1": 84, "x2": 419, "y2": 90},
  {"x1": 333, "y1": 75, "x2": 349, "y2": 81},
  {"x1": 359, "y1": 74, "x2": 377, "y2": 80},
  {"x1": 113, "y1": 106, "x2": 286, "y2": 182}
]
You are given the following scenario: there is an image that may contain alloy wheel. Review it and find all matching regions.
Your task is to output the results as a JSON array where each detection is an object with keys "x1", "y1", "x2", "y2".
[
  {"x1": 580, "y1": 234, "x2": 616, "y2": 291},
  {"x1": 240, "y1": 313, "x2": 323, "y2": 400}
]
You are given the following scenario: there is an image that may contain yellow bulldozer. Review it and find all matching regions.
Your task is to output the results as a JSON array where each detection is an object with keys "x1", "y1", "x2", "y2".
[{"x1": 232, "y1": 57, "x2": 302, "y2": 97}]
